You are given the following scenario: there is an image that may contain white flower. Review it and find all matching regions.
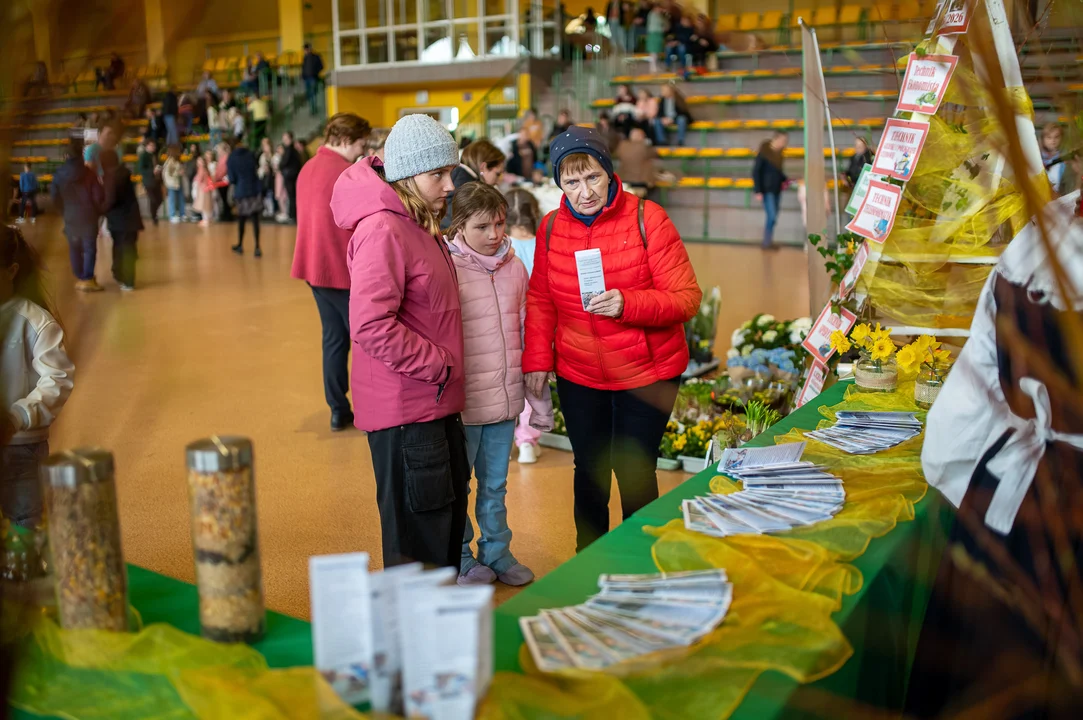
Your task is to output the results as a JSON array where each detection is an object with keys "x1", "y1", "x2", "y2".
[
  {"x1": 730, "y1": 328, "x2": 747, "y2": 349},
  {"x1": 791, "y1": 316, "x2": 812, "y2": 332},
  {"x1": 763, "y1": 330, "x2": 778, "y2": 342},
  {"x1": 741, "y1": 344, "x2": 753, "y2": 356},
  {"x1": 726, "y1": 348, "x2": 740, "y2": 359},
  {"x1": 756, "y1": 314, "x2": 775, "y2": 327},
  {"x1": 710, "y1": 287, "x2": 722, "y2": 301},
  {"x1": 789, "y1": 328, "x2": 805, "y2": 345}
]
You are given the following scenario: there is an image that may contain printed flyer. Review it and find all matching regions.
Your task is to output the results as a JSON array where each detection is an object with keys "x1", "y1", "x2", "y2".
[
  {"x1": 802, "y1": 304, "x2": 858, "y2": 364},
  {"x1": 796, "y1": 361, "x2": 828, "y2": 408},
  {"x1": 845, "y1": 180, "x2": 904, "y2": 243},
  {"x1": 896, "y1": 53, "x2": 958, "y2": 114},
  {"x1": 872, "y1": 118, "x2": 930, "y2": 181},
  {"x1": 838, "y1": 241, "x2": 870, "y2": 299}
]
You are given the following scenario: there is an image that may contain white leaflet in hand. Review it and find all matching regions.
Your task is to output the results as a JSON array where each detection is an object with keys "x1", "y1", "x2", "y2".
[
  {"x1": 402, "y1": 585, "x2": 494, "y2": 720},
  {"x1": 308, "y1": 552, "x2": 374, "y2": 707},
  {"x1": 719, "y1": 442, "x2": 806, "y2": 472},
  {"x1": 369, "y1": 562, "x2": 423, "y2": 715},
  {"x1": 574, "y1": 248, "x2": 606, "y2": 310}
]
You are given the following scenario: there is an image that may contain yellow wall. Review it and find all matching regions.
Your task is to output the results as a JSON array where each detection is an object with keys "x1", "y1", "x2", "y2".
[{"x1": 334, "y1": 82, "x2": 502, "y2": 128}]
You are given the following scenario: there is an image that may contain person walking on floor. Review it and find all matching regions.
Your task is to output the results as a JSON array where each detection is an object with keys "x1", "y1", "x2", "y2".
[
  {"x1": 50, "y1": 140, "x2": 105, "y2": 292},
  {"x1": 753, "y1": 130, "x2": 790, "y2": 249},
  {"x1": 137, "y1": 140, "x2": 164, "y2": 225},
  {"x1": 192, "y1": 154, "x2": 216, "y2": 227},
  {"x1": 446, "y1": 183, "x2": 553, "y2": 588},
  {"x1": 162, "y1": 147, "x2": 186, "y2": 224},
  {"x1": 100, "y1": 149, "x2": 142, "y2": 291},
  {"x1": 279, "y1": 131, "x2": 303, "y2": 224},
  {"x1": 291, "y1": 113, "x2": 372, "y2": 431},
  {"x1": 301, "y1": 43, "x2": 325, "y2": 116},
  {"x1": 331, "y1": 113, "x2": 468, "y2": 570},
  {"x1": 17, "y1": 163, "x2": 38, "y2": 224},
  {"x1": 504, "y1": 188, "x2": 545, "y2": 464},
  {"x1": 523, "y1": 126, "x2": 702, "y2": 551},
  {"x1": 0, "y1": 225, "x2": 75, "y2": 528},
  {"x1": 226, "y1": 139, "x2": 264, "y2": 257},
  {"x1": 162, "y1": 85, "x2": 180, "y2": 147}
]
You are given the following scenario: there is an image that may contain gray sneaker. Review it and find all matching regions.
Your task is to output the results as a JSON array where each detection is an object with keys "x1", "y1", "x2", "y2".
[
  {"x1": 497, "y1": 563, "x2": 535, "y2": 587},
  {"x1": 457, "y1": 565, "x2": 496, "y2": 586}
]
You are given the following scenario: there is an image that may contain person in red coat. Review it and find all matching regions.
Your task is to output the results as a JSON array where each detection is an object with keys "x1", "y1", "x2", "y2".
[
  {"x1": 524, "y1": 125, "x2": 702, "y2": 551},
  {"x1": 291, "y1": 113, "x2": 372, "y2": 431}
]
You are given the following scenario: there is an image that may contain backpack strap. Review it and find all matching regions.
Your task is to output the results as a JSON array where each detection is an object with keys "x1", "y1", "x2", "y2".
[
  {"x1": 637, "y1": 197, "x2": 647, "y2": 249},
  {"x1": 544, "y1": 209, "x2": 557, "y2": 251}
]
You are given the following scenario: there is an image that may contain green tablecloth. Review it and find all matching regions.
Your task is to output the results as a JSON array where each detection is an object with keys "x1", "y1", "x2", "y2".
[{"x1": 17, "y1": 380, "x2": 949, "y2": 719}]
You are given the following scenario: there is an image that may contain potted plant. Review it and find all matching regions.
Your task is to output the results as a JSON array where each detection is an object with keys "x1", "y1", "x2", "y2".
[
  {"x1": 896, "y1": 334, "x2": 953, "y2": 408},
  {"x1": 832, "y1": 322, "x2": 899, "y2": 392},
  {"x1": 657, "y1": 422, "x2": 682, "y2": 471}
]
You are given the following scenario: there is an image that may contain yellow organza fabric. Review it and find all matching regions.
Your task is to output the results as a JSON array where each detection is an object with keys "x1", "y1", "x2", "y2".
[
  {"x1": 12, "y1": 620, "x2": 365, "y2": 720},
  {"x1": 481, "y1": 385, "x2": 928, "y2": 720},
  {"x1": 858, "y1": 50, "x2": 1036, "y2": 330}
]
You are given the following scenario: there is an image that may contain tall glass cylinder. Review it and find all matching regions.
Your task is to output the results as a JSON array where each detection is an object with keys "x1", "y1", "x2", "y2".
[
  {"x1": 40, "y1": 449, "x2": 128, "y2": 631},
  {"x1": 185, "y1": 437, "x2": 265, "y2": 643}
]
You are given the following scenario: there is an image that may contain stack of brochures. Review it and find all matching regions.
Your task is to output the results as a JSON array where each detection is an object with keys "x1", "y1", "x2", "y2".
[
  {"x1": 806, "y1": 411, "x2": 923, "y2": 454},
  {"x1": 308, "y1": 555, "x2": 492, "y2": 720},
  {"x1": 683, "y1": 442, "x2": 846, "y2": 538},
  {"x1": 520, "y1": 570, "x2": 732, "y2": 671}
]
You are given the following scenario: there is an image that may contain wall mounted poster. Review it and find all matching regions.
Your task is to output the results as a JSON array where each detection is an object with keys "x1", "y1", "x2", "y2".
[
  {"x1": 845, "y1": 180, "x2": 904, "y2": 243},
  {"x1": 872, "y1": 118, "x2": 930, "y2": 181},
  {"x1": 802, "y1": 304, "x2": 858, "y2": 364},
  {"x1": 896, "y1": 53, "x2": 958, "y2": 115},
  {"x1": 927, "y1": 0, "x2": 971, "y2": 36}
]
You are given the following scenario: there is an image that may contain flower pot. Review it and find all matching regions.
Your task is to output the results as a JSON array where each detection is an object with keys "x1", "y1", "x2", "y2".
[
  {"x1": 538, "y1": 432, "x2": 573, "y2": 452},
  {"x1": 678, "y1": 455, "x2": 709, "y2": 474},
  {"x1": 657, "y1": 457, "x2": 681, "y2": 471},
  {"x1": 854, "y1": 355, "x2": 898, "y2": 393},
  {"x1": 915, "y1": 363, "x2": 950, "y2": 409}
]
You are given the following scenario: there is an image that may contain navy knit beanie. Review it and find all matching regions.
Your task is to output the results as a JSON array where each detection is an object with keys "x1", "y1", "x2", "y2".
[{"x1": 549, "y1": 125, "x2": 614, "y2": 188}]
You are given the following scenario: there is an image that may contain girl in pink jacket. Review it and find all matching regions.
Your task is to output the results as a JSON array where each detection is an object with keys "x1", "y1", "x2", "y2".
[{"x1": 447, "y1": 183, "x2": 553, "y2": 588}]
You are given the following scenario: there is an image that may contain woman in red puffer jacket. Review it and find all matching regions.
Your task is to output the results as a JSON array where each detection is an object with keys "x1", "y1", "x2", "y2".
[{"x1": 523, "y1": 125, "x2": 701, "y2": 551}]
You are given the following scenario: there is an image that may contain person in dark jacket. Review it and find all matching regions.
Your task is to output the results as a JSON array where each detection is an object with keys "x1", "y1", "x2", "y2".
[
  {"x1": 665, "y1": 15, "x2": 695, "y2": 71},
  {"x1": 278, "y1": 131, "x2": 303, "y2": 223},
  {"x1": 653, "y1": 83, "x2": 692, "y2": 147},
  {"x1": 100, "y1": 149, "x2": 142, "y2": 290},
  {"x1": 844, "y1": 137, "x2": 873, "y2": 188},
  {"x1": 441, "y1": 139, "x2": 506, "y2": 229},
  {"x1": 226, "y1": 139, "x2": 264, "y2": 256},
  {"x1": 162, "y1": 86, "x2": 180, "y2": 146},
  {"x1": 301, "y1": 44, "x2": 325, "y2": 115},
  {"x1": 143, "y1": 107, "x2": 164, "y2": 144},
  {"x1": 137, "y1": 139, "x2": 164, "y2": 225},
  {"x1": 50, "y1": 141, "x2": 104, "y2": 291},
  {"x1": 752, "y1": 131, "x2": 790, "y2": 249}
]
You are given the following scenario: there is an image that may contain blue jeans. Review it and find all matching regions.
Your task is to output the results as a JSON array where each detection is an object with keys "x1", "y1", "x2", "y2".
[
  {"x1": 653, "y1": 116, "x2": 688, "y2": 146},
  {"x1": 167, "y1": 187, "x2": 185, "y2": 218},
  {"x1": 763, "y1": 191, "x2": 781, "y2": 247},
  {"x1": 210, "y1": 127, "x2": 222, "y2": 148},
  {"x1": 1, "y1": 442, "x2": 49, "y2": 527},
  {"x1": 164, "y1": 114, "x2": 179, "y2": 146},
  {"x1": 666, "y1": 43, "x2": 687, "y2": 70},
  {"x1": 65, "y1": 233, "x2": 96, "y2": 280},
  {"x1": 461, "y1": 420, "x2": 518, "y2": 575},
  {"x1": 304, "y1": 78, "x2": 319, "y2": 114}
]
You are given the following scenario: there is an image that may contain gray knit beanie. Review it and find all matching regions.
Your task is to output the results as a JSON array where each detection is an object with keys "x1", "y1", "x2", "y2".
[{"x1": 383, "y1": 114, "x2": 459, "y2": 182}]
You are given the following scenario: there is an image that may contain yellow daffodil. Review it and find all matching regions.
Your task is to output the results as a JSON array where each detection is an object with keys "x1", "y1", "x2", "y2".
[
  {"x1": 896, "y1": 344, "x2": 921, "y2": 373},
  {"x1": 850, "y1": 323, "x2": 871, "y2": 346},
  {"x1": 829, "y1": 330, "x2": 852, "y2": 354},
  {"x1": 933, "y1": 348, "x2": 951, "y2": 364},
  {"x1": 871, "y1": 336, "x2": 895, "y2": 362},
  {"x1": 871, "y1": 322, "x2": 893, "y2": 342}
]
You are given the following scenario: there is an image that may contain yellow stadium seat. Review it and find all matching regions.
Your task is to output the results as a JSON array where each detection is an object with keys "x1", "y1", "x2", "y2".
[
  {"x1": 708, "y1": 178, "x2": 735, "y2": 188},
  {"x1": 202, "y1": 58, "x2": 216, "y2": 72},
  {"x1": 716, "y1": 14, "x2": 738, "y2": 31},
  {"x1": 761, "y1": 11, "x2": 784, "y2": 29},
  {"x1": 745, "y1": 119, "x2": 769, "y2": 128},
  {"x1": 791, "y1": 8, "x2": 813, "y2": 26},
  {"x1": 734, "y1": 179, "x2": 755, "y2": 189},
  {"x1": 840, "y1": 5, "x2": 863, "y2": 24},
  {"x1": 738, "y1": 12, "x2": 760, "y2": 30},
  {"x1": 814, "y1": 7, "x2": 838, "y2": 25},
  {"x1": 214, "y1": 57, "x2": 229, "y2": 72}
]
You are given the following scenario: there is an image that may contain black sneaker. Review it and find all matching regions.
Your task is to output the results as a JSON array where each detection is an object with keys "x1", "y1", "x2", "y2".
[
  {"x1": 331, "y1": 411, "x2": 354, "y2": 432},
  {"x1": 254, "y1": 247, "x2": 263, "y2": 258},
  {"x1": 231, "y1": 244, "x2": 244, "y2": 255}
]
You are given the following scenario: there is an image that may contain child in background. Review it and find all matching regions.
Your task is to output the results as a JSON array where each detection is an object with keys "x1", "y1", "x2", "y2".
[
  {"x1": 503, "y1": 188, "x2": 545, "y2": 464},
  {"x1": 192, "y1": 155, "x2": 216, "y2": 227},
  {"x1": 1, "y1": 225, "x2": 75, "y2": 527},
  {"x1": 447, "y1": 183, "x2": 553, "y2": 587},
  {"x1": 101, "y1": 149, "x2": 143, "y2": 290},
  {"x1": 1040, "y1": 122, "x2": 1066, "y2": 195},
  {"x1": 162, "y1": 147, "x2": 186, "y2": 223},
  {"x1": 17, "y1": 163, "x2": 38, "y2": 224}
]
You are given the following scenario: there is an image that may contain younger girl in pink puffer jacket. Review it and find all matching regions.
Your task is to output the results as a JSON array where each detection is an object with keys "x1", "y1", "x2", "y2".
[{"x1": 447, "y1": 183, "x2": 553, "y2": 588}]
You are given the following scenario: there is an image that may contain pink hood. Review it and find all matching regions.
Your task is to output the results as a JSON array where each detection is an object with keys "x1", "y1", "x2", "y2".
[
  {"x1": 338, "y1": 157, "x2": 466, "y2": 432},
  {"x1": 448, "y1": 234, "x2": 554, "y2": 429}
]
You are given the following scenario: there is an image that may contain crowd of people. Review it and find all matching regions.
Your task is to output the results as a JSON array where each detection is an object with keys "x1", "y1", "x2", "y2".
[{"x1": 576, "y1": 1, "x2": 724, "y2": 71}]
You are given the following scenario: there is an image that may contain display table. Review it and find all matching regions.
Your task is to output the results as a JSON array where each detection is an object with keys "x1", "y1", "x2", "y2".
[{"x1": 13, "y1": 381, "x2": 948, "y2": 720}]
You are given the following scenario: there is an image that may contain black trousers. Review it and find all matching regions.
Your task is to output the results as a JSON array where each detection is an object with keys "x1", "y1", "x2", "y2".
[
  {"x1": 556, "y1": 375, "x2": 681, "y2": 551},
  {"x1": 285, "y1": 176, "x2": 298, "y2": 221},
  {"x1": 367, "y1": 414, "x2": 471, "y2": 570},
  {"x1": 237, "y1": 212, "x2": 260, "y2": 248},
  {"x1": 309, "y1": 284, "x2": 351, "y2": 414},
  {"x1": 112, "y1": 231, "x2": 137, "y2": 287},
  {"x1": 217, "y1": 186, "x2": 233, "y2": 220},
  {"x1": 144, "y1": 184, "x2": 163, "y2": 222}
]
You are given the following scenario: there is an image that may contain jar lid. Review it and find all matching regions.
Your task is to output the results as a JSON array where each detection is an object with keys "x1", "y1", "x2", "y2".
[
  {"x1": 40, "y1": 448, "x2": 115, "y2": 488},
  {"x1": 186, "y1": 436, "x2": 253, "y2": 472}
]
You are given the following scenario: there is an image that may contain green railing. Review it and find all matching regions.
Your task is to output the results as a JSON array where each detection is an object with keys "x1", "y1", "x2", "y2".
[{"x1": 455, "y1": 57, "x2": 531, "y2": 144}]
